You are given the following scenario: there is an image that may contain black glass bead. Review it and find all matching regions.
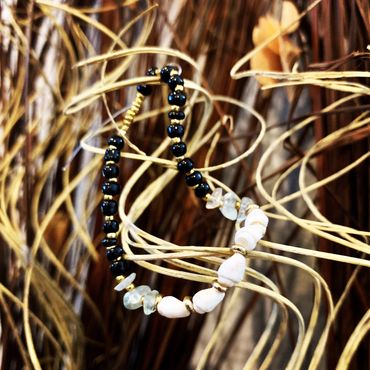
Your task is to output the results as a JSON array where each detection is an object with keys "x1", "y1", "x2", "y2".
[
  {"x1": 106, "y1": 245, "x2": 124, "y2": 261},
  {"x1": 137, "y1": 84, "x2": 152, "y2": 96},
  {"x1": 160, "y1": 65, "x2": 174, "y2": 82},
  {"x1": 110, "y1": 260, "x2": 128, "y2": 277},
  {"x1": 103, "y1": 220, "x2": 119, "y2": 233},
  {"x1": 168, "y1": 75, "x2": 184, "y2": 90},
  {"x1": 146, "y1": 66, "x2": 158, "y2": 76},
  {"x1": 185, "y1": 171, "x2": 203, "y2": 187},
  {"x1": 167, "y1": 124, "x2": 184, "y2": 138},
  {"x1": 168, "y1": 91, "x2": 187, "y2": 107},
  {"x1": 101, "y1": 200, "x2": 118, "y2": 216},
  {"x1": 102, "y1": 181, "x2": 120, "y2": 196},
  {"x1": 194, "y1": 182, "x2": 211, "y2": 198},
  {"x1": 171, "y1": 142, "x2": 187, "y2": 157},
  {"x1": 177, "y1": 158, "x2": 194, "y2": 173},
  {"x1": 102, "y1": 237, "x2": 118, "y2": 247},
  {"x1": 104, "y1": 148, "x2": 120, "y2": 163},
  {"x1": 168, "y1": 110, "x2": 185, "y2": 120},
  {"x1": 102, "y1": 164, "x2": 119, "y2": 178},
  {"x1": 107, "y1": 135, "x2": 124, "y2": 150}
]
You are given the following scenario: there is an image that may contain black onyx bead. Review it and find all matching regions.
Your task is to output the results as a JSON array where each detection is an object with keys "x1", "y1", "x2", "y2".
[
  {"x1": 171, "y1": 142, "x2": 187, "y2": 157},
  {"x1": 110, "y1": 260, "x2": 128, "y2": 277},
  {"x1": 137, "y1": 84, "x2": 152, "y2": 96},
  {"x1": 106, "y1": 245, "x2": 124, "y2": 261},
  {"x1": 160, "y1": 65, "x2": 174, "y2": 82},
  {"x1": 103, "y1": 220, "x2": 119, "y2": 233},
  {"x1": 177, "y1": 158, "x2": 194, "y2": 173},
  {"x1": 104, "y1": 148, "x2": 120, "y2": 163},
  {"x1": 101, "y1": 200, "x2": 118, "y2": 216},
  {"x1": 102, "y1": 164, "x2": 119, "y2": 178},
  {"x1": 185, "y1": 171, "x2": 203, "y2": 187},
  {"x1": 168, "y1": 91, "x2": 187, "y2": 107},
  {"x1": 102, "y1": 237, "x2": 117, "y2": 247},
  {"x1": 194, "y1": 182, "x2": 211, "y2": 198},
  {"x1": 107, "y1": 135, "x2": 124, "y2": 150},
  {"x1": 168, "y1": 110, "x2": 185, "y2": 120},
  {"x1": 168, "y1": 75, "x2": 184, "y2": 90},
  {"x1": 146, "y1": 66, "x2": 158, "y2": 76},
  {"x1": 102, "y1": 181, "x2": 120, "y2": 196},
  {"x1": 167, "y1": 124, "x2": 184, "y2": 138}
]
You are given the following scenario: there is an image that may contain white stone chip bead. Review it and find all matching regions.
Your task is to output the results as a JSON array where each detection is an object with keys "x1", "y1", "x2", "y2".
[
  {"x1": 123, "y1": 285, "x2": 151, "y2": 310},
  {"x1": 157, "y1": 296, "x2": 190, "y2": 318},
  {"x1": 114, "y1": 273, "x2": 136, "y2": 291},
  {"x1": 217, "y1": 252, "x2": 246, "y2": 287},
  {"x1": 234, "y1": 227, "x2": 257, "y2": 251},
  {"x1": 220, "y1": 192, "x2": 238, "y2": 220},
  {"x1": 192, "y1": 287, "x2": 225, "y2": 314},
  {"x1": 247, "y1": 223, "x2": 266, "y2": 242},
  {"x1": 236, "y1": 197, "x2": 254, "y2": 222},
  {"x1": 206, "y1": 187, "x2": 223, "y2": 209},
  {"x1": 244, "y1": 208, "x2": 269, "y2": 228}
]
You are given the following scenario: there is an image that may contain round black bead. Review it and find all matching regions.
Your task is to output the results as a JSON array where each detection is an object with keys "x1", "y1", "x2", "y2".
[
  {"x1": 104, "y1": 148, "x2": 120, "y2": 163},
  {"x1": 102, "y1": 237, "x2": 118, "y2": 247},
  {"x1": 107, "y1": 135, "x2": 124, "y2": 150},
  {"x1": 101, "y1": 200, "x2": 118, "y2": 216},
  {"x1": 102, "y1": 164, "x2": 119, "y2": 178},
  {"x1": 177, "y1": 158, "x2": 194, "y2": 173},
  {"x1": 160, "y1": 65, "x2": 174, "y2": 82},
  {"x1": 103, "y1": 220, "x2": 119, "y2": 233},
  {"x1": 168, "y1": 91, "x2": 187, "y2": 107},
  {"x1": 110, "y1": 260, "x2": 128, "y2": 277},
  {"x1": 171, "y1": 142, "x2": 187, "y2": 157},
  {"x1": 146, "y1": 66, "x2": 158, "y2": 76},
  {"x1": 168, "y1": 110, "x2": 185, "y2": 120},
  {"x1": 167, "y1": 124, "x2": 184, "y2": 138},
  {"x1": 137, "y1": 84, "x2": 152, "y2": 96},
  {"x1": 168, "y1": 75, "x2": 184, "y2": 90},
  {"x1": 102, "y1": 181, "x2": 120, "y2": 196},
  {"x1": 194, "y1": 182, "x2": 211, "y2": 198},
  {"x1": 106, "y1": 245, "x2": 124, "y2": 261},
  {"x1": 185, "y1": 171, "x2": 203, "y2": 187}
]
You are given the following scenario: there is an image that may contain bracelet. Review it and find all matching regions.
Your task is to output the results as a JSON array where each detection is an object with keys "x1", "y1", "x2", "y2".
[{"x1": 100, "y1": 65, "x2": 269, "y2": 318}]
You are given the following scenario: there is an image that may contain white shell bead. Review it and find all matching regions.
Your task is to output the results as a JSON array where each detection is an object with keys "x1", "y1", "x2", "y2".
[
  {"x1": 217, "y1": 253, "x2": 246, "y2": 287},
  {"x1": 157, "y1": 296, "x2": 190, "y2": 318},
  {"x1": 244, "y1": 208, "x2": 269, "y2": 228},
  {"x1": 192, "y1": 287, "x2": 225, "y2": 314},
  {"x1": 234, "y1": 227, "x2": 257, "y2": 251},
  {"x1": 114, "y1": 272, "x2": 136, "y2": 291}
]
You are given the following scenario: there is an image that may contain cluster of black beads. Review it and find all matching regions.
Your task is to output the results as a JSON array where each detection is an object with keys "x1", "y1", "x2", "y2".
[
  {"x1": 101, "y1": 135, "x2": 129, "y2": 277},
  {"x1": 161, "y1": 65, "x2": 211, "y2": 199}
]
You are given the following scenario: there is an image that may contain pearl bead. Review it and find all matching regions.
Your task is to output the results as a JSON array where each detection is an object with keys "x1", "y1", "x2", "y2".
[
  {"x1": 217, "y1": 252, "x2": 246, "y2": 287},
  {"x1": 234, "y1": 227, "x2": 257, "y2": 250},
  {"x1": 114, "y1": 272, "x2": 136, "y2": 291},
  {"x1": 244, "y1": 209, "x2": 269, "y2": 228},
  {"x1": 157, "y1": 296, "x2": 190, "y2": 318},
  {"x1": 192, "y1": 287, "x2": 225, "y2": 314}
]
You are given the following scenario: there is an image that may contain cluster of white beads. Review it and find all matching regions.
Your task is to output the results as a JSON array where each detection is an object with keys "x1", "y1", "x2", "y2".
[{"x1": 156, "y1": 207, "x2": 269, "y2": 318}]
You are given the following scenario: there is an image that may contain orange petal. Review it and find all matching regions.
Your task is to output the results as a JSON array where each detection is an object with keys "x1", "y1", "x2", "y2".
[
  {"x1": 252, "y1": 15, "x2": 281, "y2": 54},
  {"x1": 250, "y1": 47, "x2": 282, "y2": 86},
  {"x1": 281, "y1": 1, "x2": 300, "y2": 33}
]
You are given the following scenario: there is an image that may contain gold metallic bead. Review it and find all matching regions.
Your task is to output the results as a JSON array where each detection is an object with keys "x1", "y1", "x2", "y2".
[
  {"x1": 170, "y1": 119, "x2": 182, "y2": 125},
  {"x1": 107, "y1": 232, "x2": 117, "y2": 239},
  {"x1": 126, "y1": 283, "x2": 135, "y2": 291},
  {"x1": 183, "y1": 296, "x2": 195, "y2": 313},
  {"x1": 203, "y1": 193, "x2": 212, "y2": 202},
  {"x1": 212, "y1": 281, "x2": 228, "y2": 293},
  {"x1": 171, "y1": 105, "x2": 180, "y2": 111},
  {"x1": 170, "y1": 69, "x2": 179, "y2": 76},
  {"x1": 103, "y1": 195, "x2": 113, "y2": 200},
  {"x1": 115, "y1": 275, "x2": 126, "y2": 282},
  {"x1": 175, "y1": 85, "x2": 184, "y2": 91},
  {"x1": 235, "y1": 201, "x2": 241, "y2": 210},
  {"x1": 172, "y1": 137, "x2": 181, "y2": 144},
  {"x1": 105, "y1": 216, "x2": 114, "y2": 221},
  {"x1": 187, "y1": 169, "x2": 195, "y2": 175},
  {"x1": 155, "y1": 294, "x2": 163, "y2": 307},
  {"x1": 105, "y1": 160, "x2": 115, "y2": 165},
  {"x1": 231, "y1": 244, "x2": 248, "y2": 256},
  {"x1": 176, "y1": 155, "x2": 185, "y2": 162}
]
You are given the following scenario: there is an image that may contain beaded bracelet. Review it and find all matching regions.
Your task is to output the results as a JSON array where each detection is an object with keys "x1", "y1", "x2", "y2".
[{"x1": 99, "y1": 65, "x2": 269, "y2": 318}]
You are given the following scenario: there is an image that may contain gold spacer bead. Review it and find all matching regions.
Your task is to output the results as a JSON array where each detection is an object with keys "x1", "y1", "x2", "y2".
[
  {"x1": 115, "y1": 275, "x2": 126, "y2": 282},
  {"x1": 170, "y1": 119, "x2": 182, "y2": 125},
  {"x1": 212, "y1": 281, "x2": 228, "y2": 293},
  {"x1": 126, "y1": 283, "x2": 135, "y2": 291},
  {"x1": 170, "y1": 69, "x2": 179, "y2": 76},
  {"x1": 176, "y1": 155, "x2": 185, "y2": 162},
  {"x1": 103, "y1": 195, "x2": 113, "y2": 200},
  {"x1": 203, "y1": 193, "x2": 212, "y2": 201},
  {"x1": 106, "y1": 232, "x2": 117, "y2": 239},
  {"x1": 231, "y1": 245, "x2": 248, "y2": 256},
  {"x1": 172, "y1": 137, "x2": 181, "y2": 144},
  {"x1": 171, "y1": 105, "x2": 180, "y2": 111},
  {"x1": 105, "y1": 160, "x2": 115, "y2": 165},
  {"x1": 183, "y1": 296, "x2": 195, "y2": 313},
  {"x1": 105, "y1": 216, "x2": 114, "y2": 221},
  {"x1": 155, "y1": 294, "x2": 163, "y2": 307},
  {"x1": 175, "y1": 85, "x2": 184, "y2": 91},
  {"x1": 235, "y1": 201, "x2": 241, "y2": 210}
]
